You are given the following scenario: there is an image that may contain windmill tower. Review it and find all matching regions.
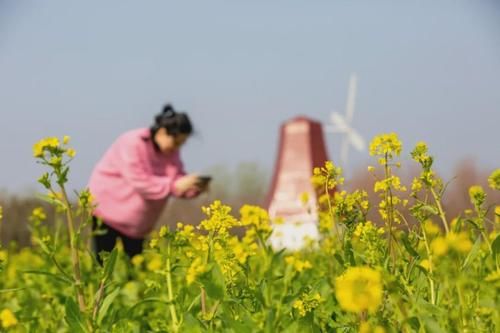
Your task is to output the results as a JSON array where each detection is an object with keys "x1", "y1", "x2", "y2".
[
  {"x1": 325, "y1": 73, "x2": 366, "y2": 175},
  {"x1": 266, "y1": 116, "x2": 329, "y2": 250}
]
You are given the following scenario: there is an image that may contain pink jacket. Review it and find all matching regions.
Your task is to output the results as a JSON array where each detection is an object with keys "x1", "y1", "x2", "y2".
[{"x1": 88, "y1": 128, "x2": 195, "y2": 238}]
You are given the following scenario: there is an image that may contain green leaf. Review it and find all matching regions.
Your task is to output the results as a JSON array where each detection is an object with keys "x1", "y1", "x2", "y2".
[
  {"x1": 223, "y1": 314, "x2": 254, "y2": 333},
  {"x1": 334, "y1": 253, "x2": 344, "y2": 266},
  {"x1": 405, "y1": 316, "x2": 420, "y2": 331},
  {"x1": 344, "y1": 240, "x2": 356, "y2": 266},
  {"x1": 423, "y1": 317, "x2": 446, "y2": 333},
  {"x1": 21, "y1": 269, "x2": 72, "y2": 284},
  {"x1": 126, "y1": 298, "x2": 170, "y2": 317},
  {"x1": 65, "y1": 298, "x2": 88, "y2": 333},
  {"x1": 102, "y1": 248, "x2": 118, "y2": 281},
  {"x1": 0, "y1": 287, "x2": 28, "y2": 294},
  {"x1": 401, "y1": 233, "x2": 420, "y2": 258},
  {"x1": 181, "y1": 313, "x2": 204, "y2": 333},
  {"x1": 420, "y1": 205, "x2": 439, "y2": 216},
  {"x1": 200, "y1": 263, "x2": 225, "y2": 300},
  {"x1": 462, "y1": 237, "x2": 482, "y2": 269},
  {"x1": 97, "y1": 287, "x2": 120, "y2": 325},
  {"x1": 491, "y1": 234, "x2": 500, "y2": 256}
]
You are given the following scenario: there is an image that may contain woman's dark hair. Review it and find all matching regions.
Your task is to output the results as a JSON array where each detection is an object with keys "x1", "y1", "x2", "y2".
[{"x1": 150, "y1": 104, "x2": 193, "y2": 138}]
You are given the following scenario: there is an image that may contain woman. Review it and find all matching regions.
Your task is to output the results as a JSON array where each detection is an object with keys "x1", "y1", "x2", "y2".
[{"x1": 88, "y1": 104, "x2": 207, "y2": 260}]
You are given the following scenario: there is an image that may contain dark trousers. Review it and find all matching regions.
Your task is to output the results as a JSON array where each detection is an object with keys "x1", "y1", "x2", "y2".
[{"x1": 92, "y1": 217, "x2": 144, "y2": 263}]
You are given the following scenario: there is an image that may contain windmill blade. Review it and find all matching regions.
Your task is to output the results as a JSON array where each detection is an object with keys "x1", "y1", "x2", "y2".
[
  {"x1": 324, "y1": 125, "x2": 346, "y2": 133},
  {"x1": 345, "y1": 73, "x2": 357, "y2": 124},
  {"x1": 347, "y1": 129, "x2": 366, "y2": 151},
  {"x1": 330, "y1": 112, "x2": 348, "y2": 131}
]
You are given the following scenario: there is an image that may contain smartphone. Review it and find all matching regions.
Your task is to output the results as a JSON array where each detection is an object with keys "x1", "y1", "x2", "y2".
[{"x1": 197, "y1": 175, "x2": 212, "y2": 186}]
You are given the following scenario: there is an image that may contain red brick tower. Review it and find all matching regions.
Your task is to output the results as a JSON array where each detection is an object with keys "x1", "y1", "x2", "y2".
[{"x1": 266, "y1": 116, "x2": 329, "y2": 249}]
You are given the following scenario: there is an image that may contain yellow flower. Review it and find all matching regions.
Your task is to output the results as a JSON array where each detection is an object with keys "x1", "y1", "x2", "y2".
[
  {"x1": 422, "y1": 220, "x2": 440, "y2": 236},
  {"x1": 131, "y1": 255, "x2": 144, "y2": 267},
  {"x1": 63, "y1": 135, "x2": 70, "y2": 144},
  {"x1": 488, "y1": 169, "x2": 500, "y2": 190},
  {"x1": 369, "y1": 133, "x2": 402, "y2": 158},
  {"x1": 146, "y1": 255, "x2": 162, "y2": 271},
  {"x1": 0, "y1": 206, "x2": 3, "y2": 220},
  {"x1": 159, "y1": 226, "x2": 169, "y2": 237},
  {"x1": 420, "y1": 259, "x2": 431, "y2": 271},
  {"x1": 359, "y1": 322, "x2": 385, "y2": 333},
  {"x1": 484, "y1": 270, "x2": 500, "y2": 282},
  {"x1": 368, "y1": 166, "x2": 375, "y2": 173},
  {"x1": 0, "y1": 308, "x2": 18, "y2": 328},
  {"x1": 446, "y1": 232, "x2": 472, "y2": 254},
  {"x1": 431, "y1": 232, "x2": 472, "y2": 257},
  {"x1": 33, "y1": 137, "x2": 60, "y2": 157},
  {"x1": 300, "y1": 192, "x2": 310, "y2": 205},
  {"x1": 66, "y1": 148, "x2": 76, "y2": 158},
  {"x1": 495, "y1": 206, "x2": 500, "y2": 224},
  {"x1": 469, "y1": 185, "x2": 486, "y2": 207},
  {"x1": 359, "y1": 322, "x2": 371, "y2": 333},
  {"x1": 0, "y1": 250, "x2": 7, "y2": 262},
  {"x1": 149, "y1": 238, "x2": 159, "y2": 249},
  {"x1": 292, "y1": 292, "x2": 322, "y2": 317},
  {"x1": 411, "y1": 178, "x2": 422, "y2": 192},
  {"x1": 31, "y1": 207, "x2": 47, "y2": 221},
  {"x1": 199, "y1": 201, "x2": 239, "y2": 236},
  {"x1": 335, "y1": 266, "x2": 383, "y2": 313},
  {"x1": 430, "y1": 237, "x2": 448, "y2": 256},
  {"x1": 240, "y1": 205, "x2": 272, "y2": 235},
  {"x1": 284, "y1": 255, "x2": 312, "y2": 273},
  {"x1": 186, "y1": 257, "x2": 207, "y2": 285},
  {"x1": 292, "y1": 299, "x2": 306, "y2": 317},
  {"x1": 229, "y1": 237, "x2": 250, "y2": 264}
]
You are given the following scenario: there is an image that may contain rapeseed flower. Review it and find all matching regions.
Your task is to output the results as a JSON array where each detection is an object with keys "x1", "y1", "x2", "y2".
[
  {"x1": 335, "y1": 266, "x2": 383, "y2": 313},
  {"x1": 488, "y1": 169, "x2": 500, "y2": 190},
  {"x1": 30, "y1": 207, "x2": 47, "y2": 221},
  {"x1": 0, "y1": 250, "x2": 7, "y2": 262},
  {"x1": 199, "y1": 201, "x2": 238, "y2": 236},
  {"x1": 431, "y1": 232, "x2": 472, "y2": 257},
  {"x1": 369, "y1": 133, "x2": 402, "y2": 161},
  {"x1": 146, "y1": 255, "x2": 162, "y2": 272},
  {"x1": 311, "y1": 161, "x2": 344, "y2": 190},
  {"x1": 359, "y1": 322, "x2": 386, "y2": 333},
  {"x1": 240, "y1": 205, "x2": 272, "y2": 236},
  {"x1": 131, "y1": 254, "x2": 144, "y2": 267},
  {"x1": 422, "y1": 220, "x2": 440, "y2": 236},
  {"x1": 420, "y1": 259, "x2": 431, "y2": 271},
  {"x1": 293, "y1": 292, "x2": 322, "y2": 317},
  {"x1": 285, "y1": 255, "x2": 312, "y2": 273},
  {"x1": 33, "y1": 137, "x2": 60, "y2": 157},
  {"x1": 186, "y1": 257, "x2": 207, "y2": 285},
  {"x1": 0, "y1": 309, "x2": 18, "y2": 329},
  {"x1": 66, "y1": 148, "x2": 76, "y2": 158},
  {"x1": 469, "y1": 185, "x2": 486, "y2": 208}
]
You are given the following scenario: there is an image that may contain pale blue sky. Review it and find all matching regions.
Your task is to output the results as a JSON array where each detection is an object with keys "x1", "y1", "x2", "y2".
[{"x1": 1, "y1": 0, "x2": 499, "y2": 193}]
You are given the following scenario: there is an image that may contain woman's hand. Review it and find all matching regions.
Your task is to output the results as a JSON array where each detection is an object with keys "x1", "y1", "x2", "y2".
[{"x1": 173, "y1": 174, "x2": 201, "y2": 195}]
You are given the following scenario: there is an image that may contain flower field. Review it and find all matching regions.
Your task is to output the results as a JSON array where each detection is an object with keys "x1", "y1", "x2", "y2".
[{"x1": 0, "y1": 134, "x2": 499, "y2": 332}]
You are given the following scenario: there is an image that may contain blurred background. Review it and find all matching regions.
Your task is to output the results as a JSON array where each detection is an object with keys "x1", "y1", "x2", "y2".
[{"x1": 1, "y1": 0, "x2": 499, "y2": 245}]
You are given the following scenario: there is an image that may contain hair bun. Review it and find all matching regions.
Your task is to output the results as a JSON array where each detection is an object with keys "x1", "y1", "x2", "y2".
[{"x1": 162, "y1": 104, "x2": 176, "y2": 118}]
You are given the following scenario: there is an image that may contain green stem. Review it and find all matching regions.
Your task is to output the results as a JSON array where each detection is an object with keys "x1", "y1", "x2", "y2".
[
  {"x1": 59, "y1": 187, "x2": 86, "y2": 312},
  {"x1": 273, "y1": 270, "x2": 291, "y2": 328},
  {"x1": 430, "y1": 188, "x2": 449, "y2": 234},
  {"x1": 421, "y1": 229, "x2": 436, "y2": 305},
  {"x1": 166, "y1": 239, "x2": 179, "y2": 332},
  {"x1": 325, "y1": 181, "x2": 339, "y2": 239},
  {"x1": 384, "y1": 156, "x2": 396, "y2": 269}
]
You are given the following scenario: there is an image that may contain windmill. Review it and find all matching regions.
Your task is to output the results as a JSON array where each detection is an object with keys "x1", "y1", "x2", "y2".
[{"x1": 325, "y1": 73, "x2": 366, "y2": 174}]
